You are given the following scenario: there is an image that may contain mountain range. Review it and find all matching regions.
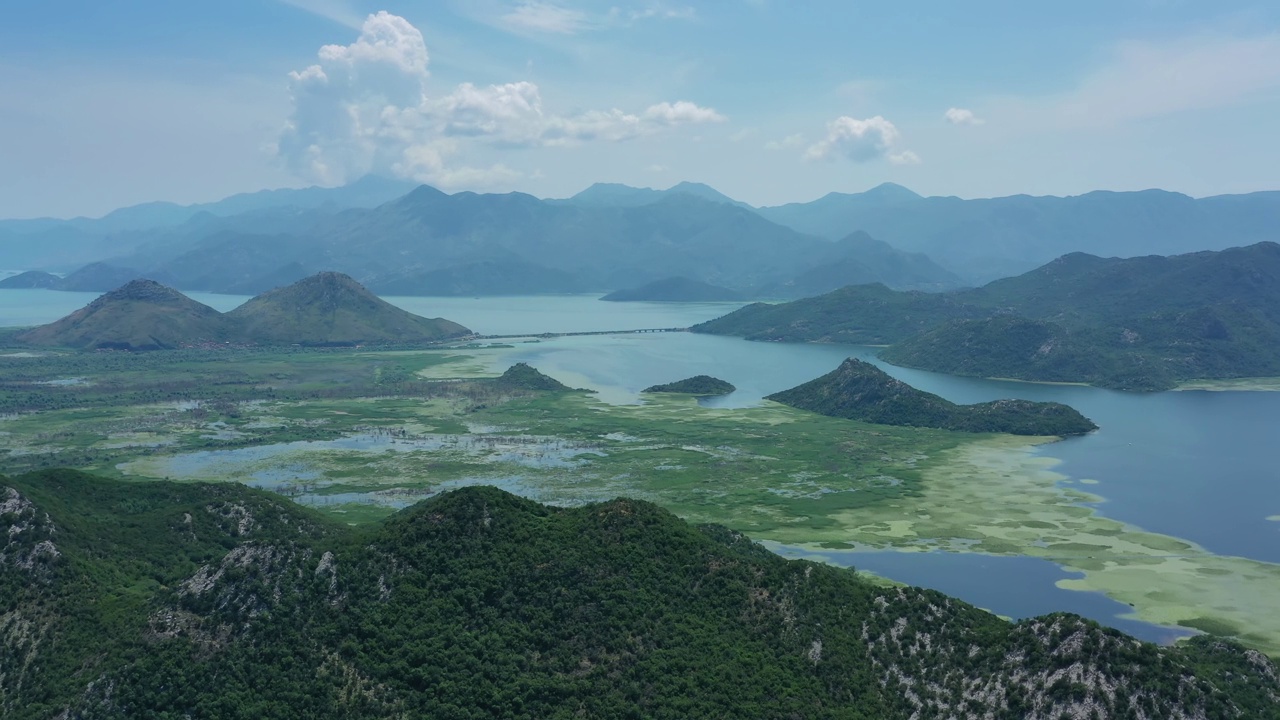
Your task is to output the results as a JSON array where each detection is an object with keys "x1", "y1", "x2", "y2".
[
  {"x1": 755, "y1": 184, "x2": 1280, "y2": 282},
  {"x1": 0, "y1": 175, "x2": 418, "y2": 271},
  {"x1": 4, "y1": 469, "x2": 1276, "y2": 718},
  {"x1": 695, "y1": 242, "x2": 1280, "y2": 390},
  {"x1": 15, "y1": 273, "x2": 471, "y2": 350},
  {"x1": 5, "y1": 177, "x2": 1277, "y2": 297}
]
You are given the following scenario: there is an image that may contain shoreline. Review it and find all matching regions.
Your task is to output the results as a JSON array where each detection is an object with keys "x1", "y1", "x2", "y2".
[
  {"x1": 798, "y1": 434, "x2": 1280, "y2": 657},
  {"x1": 1174, "y1": 377, "x2": 1280, "y2": 392}
]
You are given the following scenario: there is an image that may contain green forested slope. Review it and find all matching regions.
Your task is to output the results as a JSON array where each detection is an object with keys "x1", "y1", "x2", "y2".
[
  {"x1": 228, "y1": 271, "x2": 470, "y2": 345},
  {"x1": 695, "y1": 243, "x2": 1280, "y2": 390},
  {"x1": 16, "y1": 279, "x2": 236, "y2": 350},
  {"x1": 4, "y1": 470, "x2": 1276, "y2": 719}
]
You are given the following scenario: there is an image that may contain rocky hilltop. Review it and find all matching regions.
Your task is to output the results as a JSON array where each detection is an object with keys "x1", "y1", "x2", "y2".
[{"x1": 768, "y1": 358, "x2": 1098, "y2": 436}]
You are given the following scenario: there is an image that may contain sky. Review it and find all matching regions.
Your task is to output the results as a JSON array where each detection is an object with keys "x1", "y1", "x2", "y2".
[{"x1": 2, "y1": 0, "x2": 1279, "y2": 218}]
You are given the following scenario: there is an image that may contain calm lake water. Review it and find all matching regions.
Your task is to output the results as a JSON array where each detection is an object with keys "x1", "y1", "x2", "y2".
[{"x1": 4, "y1": 289, "x2": 1278, "y2": 637}]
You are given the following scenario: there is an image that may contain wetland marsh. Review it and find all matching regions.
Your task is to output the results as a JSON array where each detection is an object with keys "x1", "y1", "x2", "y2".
[{"x1": 2, "y1": 292, "x2": 1278, "y2": 655}]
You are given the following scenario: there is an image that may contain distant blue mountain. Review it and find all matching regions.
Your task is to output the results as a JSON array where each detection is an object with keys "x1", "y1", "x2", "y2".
[
  {"x1": 757, "y1": 186, "x2": 1280, "y2": 283},
  {"x1": 558, "y1": 181, "x2": 754, "y2": 210},
  {"x1": 0, "y1": 176, "x2": 417, "y2": 270}
]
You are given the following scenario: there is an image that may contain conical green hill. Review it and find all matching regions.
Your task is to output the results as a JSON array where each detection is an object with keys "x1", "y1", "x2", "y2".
[
  {"x1": 16, "y1": 279, "x2": 234, "y2": 350},
  {"x1": 227, "y1": 271, "x2": 471, "y2": 345}
]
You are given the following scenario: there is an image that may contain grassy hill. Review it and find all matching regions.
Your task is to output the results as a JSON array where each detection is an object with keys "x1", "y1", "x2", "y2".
[
  {"x1": 767, "y1": 358, "x2": 1098, "y2": 436},
  {"x1": 226, "y1": 272, "x2": 471, "y2": 346},
  {"x1": 15, "y1": 274, "x2": 472, "y2": 350},
  {"x1": 643, "y1": 375, "x2": 736, "y2": 395},
  {"x1": 15, "y1": 279, "x2": 235, "y2": 350},
  {"x1": 697, "y1": 243, "x2": 1280, "y2": 389},
  {"x1": 3, "y1": 469, "x2": 1276, "y2": 719},
  {"x1": 602, "y1": 276, "x2": 745, "y2": 302}
]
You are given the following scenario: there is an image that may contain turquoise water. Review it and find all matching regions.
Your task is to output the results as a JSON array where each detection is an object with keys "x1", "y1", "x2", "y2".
[{"x1": 0, "y1": 289, "x2": 738, "y2": 334}]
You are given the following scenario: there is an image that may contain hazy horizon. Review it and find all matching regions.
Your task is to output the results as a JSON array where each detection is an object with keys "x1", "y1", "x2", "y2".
[
  {"x1": 3, "y1": 1, "x2": 1280, "y2": 218},
  {"x1": 8, "y1": 175, "x2": 1280, "y2": 224}
]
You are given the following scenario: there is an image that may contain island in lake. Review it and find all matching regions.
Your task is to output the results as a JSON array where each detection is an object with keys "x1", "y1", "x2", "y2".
[
  {"x1": 643, "y1": 375, "x2": 737, "y2": 395},
  {"x1": 768, "y1": 358, "x2": 1097, "y2": 436}
]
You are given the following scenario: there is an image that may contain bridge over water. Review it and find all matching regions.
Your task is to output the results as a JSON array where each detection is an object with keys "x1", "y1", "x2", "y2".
[{"x1": 473, "y1": 327, "x2": 689, "y2": 340}]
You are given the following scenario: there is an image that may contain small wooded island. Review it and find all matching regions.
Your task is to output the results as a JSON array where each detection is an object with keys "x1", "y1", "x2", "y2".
[
  {"x1": 768, "y1": 358, "x2": 1098, "y2": 436},
  {"x1": 642, "y1": 375, "x2": 736, "y2": 395}
]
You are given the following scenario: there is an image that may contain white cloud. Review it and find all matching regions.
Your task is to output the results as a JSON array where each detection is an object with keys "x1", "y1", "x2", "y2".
[
  {"x1": 500, "y1": 2, "x2": 589, "y2": 35},
  {"x1": 643, "y1": 101, "x2": 726, "y2": 125},
  {"x1": 764, "y1": 133, "x2": 805, "y2": 151},
  {"x1": 945, "y1": 107, "x2": 984, "y2": 125},
  {"x1": 647, "y1": 163, "x2": 668, "y2": 172},
  {"x1": 993, "y1": 33, "x2": 1280, "y2": 130},
  {"x1": 278, "y1": 12, "x2": 725, "y2": 187},
  {"x1": 803, "y1": 116, "x2": 917, "y2": 164}
]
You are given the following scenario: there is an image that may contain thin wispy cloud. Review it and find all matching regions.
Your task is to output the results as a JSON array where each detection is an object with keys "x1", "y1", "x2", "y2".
[
  {"x1": 490, "y1": 1, "x2": 697, "y2": 36},
  {"x1": 501, "y1": 2, "x2": 590, "y2": 35},
  {"x1": 994, "y1": 32, "x2": 1280, "y2": 130},
  {"x1": 276, "y1": 0, "x2": 363, "y2": 29},
  {"x1": 764, "y1": 133, "x2": 804, "y2": 151}
]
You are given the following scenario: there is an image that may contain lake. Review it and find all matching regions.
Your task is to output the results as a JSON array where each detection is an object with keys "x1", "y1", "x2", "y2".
[{"x1": 3, "y1": 289, "x2": 1278, "y2": 638}]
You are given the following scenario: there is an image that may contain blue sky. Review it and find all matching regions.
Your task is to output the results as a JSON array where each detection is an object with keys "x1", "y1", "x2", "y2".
[{"x1": 2, "y1": 0, "x2": 1279, "y2": 218}]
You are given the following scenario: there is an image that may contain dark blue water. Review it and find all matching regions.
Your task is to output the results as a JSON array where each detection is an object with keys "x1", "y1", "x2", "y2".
[
  {"x1": 770, "y1": 545, "x2": 1194, "y2": 645},
  {"x1": 500, "y1": 331, "x2": 1280, "y2": 566},
  {"x1": 871, "y1": 364, "x2": 1280, "y2": 565}
]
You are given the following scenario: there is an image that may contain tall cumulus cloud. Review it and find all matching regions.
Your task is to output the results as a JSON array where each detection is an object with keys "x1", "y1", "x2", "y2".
[{"x1": 277, "y1": 12, "x2": 725, "y2": 187}]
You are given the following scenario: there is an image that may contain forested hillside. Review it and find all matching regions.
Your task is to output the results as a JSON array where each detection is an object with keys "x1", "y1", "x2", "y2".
[
  {"x1": 696, "y1": 242, "x2": 1280, "y2": 390},
  {"x1": 3, "y1": 470, "x2": 1277, "y2": 719}
]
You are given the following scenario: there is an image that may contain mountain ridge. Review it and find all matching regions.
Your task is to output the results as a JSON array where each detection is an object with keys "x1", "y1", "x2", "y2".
[{"x1": 3, "y1": 469, "x2": 1276, "y2": 718}]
